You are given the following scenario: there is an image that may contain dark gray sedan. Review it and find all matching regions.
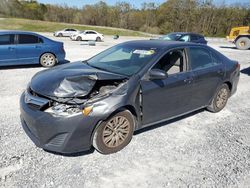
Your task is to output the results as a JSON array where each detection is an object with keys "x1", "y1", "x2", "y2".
[{"x1": 20, "y1": 40, "x2": 240, "y2": 154}]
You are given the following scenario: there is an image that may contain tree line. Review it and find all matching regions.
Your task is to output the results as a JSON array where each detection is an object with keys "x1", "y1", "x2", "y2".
[{"x1": 0, "y1": 0, "x2": 249, "y2": 36}]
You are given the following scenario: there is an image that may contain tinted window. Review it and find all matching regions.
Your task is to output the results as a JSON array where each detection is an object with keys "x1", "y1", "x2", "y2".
[
  {"x1": 65, "y1": 29, "x2": 70, "y2": 31},
  {"x1": 0, "y1": 34, "x2": 15, "y2": 45},
  {"x1": 88, "y1": 31, "x2": 96, "y2": 34},
  {"x1": 189, "y1": 47, "x2": 216, "y2": 70},
  {"x1": 38, "y1": 37, "x2": 43, "y2": 43},
  {"x1": 18, "y1": 34, "x2": 39, "y2": 44},
  {"x1": 210, "y1": 51, "x2": 221, "y2": 64},
  {"x1": 191, "y1": 35, "x2": 198, "y2": 41}
]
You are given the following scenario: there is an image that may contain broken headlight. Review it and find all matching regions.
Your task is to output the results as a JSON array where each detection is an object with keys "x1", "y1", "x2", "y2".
[{"x1": 45, "y1": 103, "x2": 81, "y2": 116}]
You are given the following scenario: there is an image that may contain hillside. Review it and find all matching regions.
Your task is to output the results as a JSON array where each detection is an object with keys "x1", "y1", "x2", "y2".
[{"x1": 0, "y1": 18, "x2": 150, "y2": 37}]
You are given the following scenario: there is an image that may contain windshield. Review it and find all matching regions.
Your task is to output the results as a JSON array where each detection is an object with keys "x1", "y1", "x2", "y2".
[
  {"x1": 87, "y1": 44, "x2": 159, "y2": 76},
  {"x1": 159, "y1": 33, "x2": 182, "y2": 41}
]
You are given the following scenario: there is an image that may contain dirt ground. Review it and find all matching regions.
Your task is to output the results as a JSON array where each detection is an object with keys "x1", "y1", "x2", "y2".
[{"x1": 0, "y1": 34, "x2": 250, "y2": 188}]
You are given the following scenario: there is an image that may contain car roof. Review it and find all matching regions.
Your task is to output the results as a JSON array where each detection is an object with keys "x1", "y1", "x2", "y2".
[
  {"x1": 167, "y1": 32, "x2": 204, "y2": 37},
  {"x1": 85, "y1": 30, "x2": 97, "y2": 32},
  {"x1": 0, "y1": 30, "x2": 40, "y2": 35},
  {"x1": 121, "y1": 40, "x2": 204, "y2": 49}
]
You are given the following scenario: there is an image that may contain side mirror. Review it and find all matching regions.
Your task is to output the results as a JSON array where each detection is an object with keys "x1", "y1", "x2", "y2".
[{"x1": 149, "y1": 69, "x2": 168, "y2": 80}]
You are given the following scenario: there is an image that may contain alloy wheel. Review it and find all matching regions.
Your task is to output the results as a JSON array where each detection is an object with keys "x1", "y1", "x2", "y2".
[
  {"x1": 102, "y1": 116, "x2": 130, "y2": 148},
  {"x1": 40, "y1": 53, "x2": 56, "y2": 67},
  {"x1": 215, "y1": 88, "x2": 228, "y2": 109}
]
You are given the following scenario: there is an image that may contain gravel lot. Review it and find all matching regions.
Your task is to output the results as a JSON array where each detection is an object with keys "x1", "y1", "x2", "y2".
[{"x1": 0, "y1": 34, "x2": 250, "y2": 188}]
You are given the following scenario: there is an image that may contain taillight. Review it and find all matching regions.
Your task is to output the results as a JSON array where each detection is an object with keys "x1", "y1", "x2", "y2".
[{"x1": 236, "y1": 62, "x2": 240, "y2": 70}]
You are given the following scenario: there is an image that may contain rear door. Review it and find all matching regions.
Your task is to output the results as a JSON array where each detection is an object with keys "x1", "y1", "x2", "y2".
[
  {"x1": 0, "y1": 34, "x2": 17, "y2": 66},
  {"x1": 16, "y1": 34, "x2": 43, "y2": 64},
  {"x1": 187, "y1": 46, "x2": 224, "y2": 109}
]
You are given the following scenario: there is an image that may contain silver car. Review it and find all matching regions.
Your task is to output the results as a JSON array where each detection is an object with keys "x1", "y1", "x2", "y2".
[{"x1": 54, "y1": 28, "x2": 79, "y2": 37}]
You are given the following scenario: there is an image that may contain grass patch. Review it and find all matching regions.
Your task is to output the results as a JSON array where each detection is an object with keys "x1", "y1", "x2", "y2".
[{"x1": 0, "y1": 18, "x2": 149, "y2": 37}]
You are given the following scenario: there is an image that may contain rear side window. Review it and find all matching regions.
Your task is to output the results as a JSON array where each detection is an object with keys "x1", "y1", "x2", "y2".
[
  {"x1": 18, "y1": 34, "x2": 39, "y2": 44},
  {"x1": 210, "y1": 50, "x2": 222, "y2": 64},
  {"x1": 189, "y1": 47, "x2": 216, "y2": 70},
  {"x1": 0, "y1": 34, "x2": 15, "y2": 45},
  {"x1": 191, "y1": 35, "x2": 198, "y2": 41}
]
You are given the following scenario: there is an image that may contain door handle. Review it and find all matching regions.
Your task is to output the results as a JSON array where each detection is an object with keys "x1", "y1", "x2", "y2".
[
  {"x1": 184, "y1": 77, "x2": 193, "y2": 84},
  {"x1": 8, "y1": 47, "x2": 15, "y2": 51},
  {"x1": 35, "y1": 45, "x2": 41, "y2": 49},
  {"x1": 217, "y1": 69, "x2": 224, "y2": 75}
]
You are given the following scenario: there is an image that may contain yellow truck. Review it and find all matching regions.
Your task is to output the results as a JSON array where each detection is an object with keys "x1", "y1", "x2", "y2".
[{"x1": 227, "y1": 26, "x2": 250, "y2": 50}]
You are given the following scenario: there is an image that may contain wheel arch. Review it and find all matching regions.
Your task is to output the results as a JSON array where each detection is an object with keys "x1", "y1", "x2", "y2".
[
  {"x1": 234, "y1": 35, "x2": 250, "y2": 43},
  {"x1": 224, "y1": 81, "x2": 232, "y2": 92},
  {"x1": 90, "y1": 105, "x2": 138, "y2": 145}
]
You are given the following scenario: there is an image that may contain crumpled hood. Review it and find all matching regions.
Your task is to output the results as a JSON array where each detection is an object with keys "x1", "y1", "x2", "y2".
[{"x1": 30, "y1": 61, "x2": 127, "y2": 98}]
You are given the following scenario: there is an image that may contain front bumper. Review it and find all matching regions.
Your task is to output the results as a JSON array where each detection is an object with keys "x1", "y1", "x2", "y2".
[{"x1": 20, "y1": 92, "x2": 100, "y2": 154}]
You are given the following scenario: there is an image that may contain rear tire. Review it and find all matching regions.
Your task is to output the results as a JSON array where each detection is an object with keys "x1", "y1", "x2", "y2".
[
  {"x1": 92, "y1": 110, "x2": 135, "y2": 154},
  {"x1": 40, "y1": 53, "x2": 56, "y2": 67},
  {"x1": 96, "y1": 37, "x2": 101, "y2": 42},
  {"x1": 207, "y1": 84, "x2": 230, "y2": 113},
  {"x1": 76, "y1": 36, "x2": 82, "y2": 41},
  {"x1": 235, "y1": 37, "x2": 250, "y2": 50}
]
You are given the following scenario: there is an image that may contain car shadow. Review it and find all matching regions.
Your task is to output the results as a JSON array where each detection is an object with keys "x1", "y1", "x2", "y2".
[
  {"x1": 134, "y1": 109, "x2": 205, "y2": 135},
  {"x1": 219, "y1": 46, "x2": 237, "y2": 49},
  {"x1": 44, "y1": 147, "x2": 95, "y2": 157},
  {"x1": 241, "y1": 67, "x2": 250, "y2": 76},
  {"x1": 0, "y1": 60, "x2": 70, "y2": 70}
]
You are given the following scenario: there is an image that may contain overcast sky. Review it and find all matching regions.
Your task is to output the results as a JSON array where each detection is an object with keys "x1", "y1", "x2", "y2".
[{"x1": 37, "y1": 0, "x2": 250, "y2": 8}]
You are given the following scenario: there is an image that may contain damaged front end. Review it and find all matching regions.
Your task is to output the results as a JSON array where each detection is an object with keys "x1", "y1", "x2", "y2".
[{"x1": 27, "y1": 74, "x2": 128, "y2": 117}]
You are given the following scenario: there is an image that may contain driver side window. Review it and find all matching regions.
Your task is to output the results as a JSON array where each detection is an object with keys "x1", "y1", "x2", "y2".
[{"x1": 153, "y1": 49, "x2": 186, "y2": 76}]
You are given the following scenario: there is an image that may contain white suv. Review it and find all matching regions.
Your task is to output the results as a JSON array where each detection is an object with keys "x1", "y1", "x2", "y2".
[
  {"x1": 54, "y1": 29, "x2": 79, "y2": 37},
  {"x1": 71, "y1": 30, "x2": 104, "y2": 41}
]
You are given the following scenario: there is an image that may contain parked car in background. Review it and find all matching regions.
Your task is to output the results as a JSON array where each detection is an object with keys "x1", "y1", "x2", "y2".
[
  {"x1": 20, "y1": 40, "x2": 240, "y2": 155},
  {"x1": 54, "y1": 28, "x2": 79, "y2": 37},
  {"x1": 70, "y1": 30, "x2": 104, "y2": 41},
  {"x1": 0, "y1": 31, "x2": 65, "y2": 67},
  {"x1": 156, "y1": 32, "x2": 207, "y2": 44}
]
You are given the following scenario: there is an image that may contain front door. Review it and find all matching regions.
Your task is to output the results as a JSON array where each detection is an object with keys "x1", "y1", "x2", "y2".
[{"x1": 141, "y1": 48, "x2": 194, "y2": 126}]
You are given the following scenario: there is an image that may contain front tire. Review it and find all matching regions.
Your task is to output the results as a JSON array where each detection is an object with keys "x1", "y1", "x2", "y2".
[
  {"x1": 235, "y1": 37, "x2": 250, "y2": 50},
  {"x1": 58, "y1": 33, "x2": 63, "y2": 37},
  {"x1": 40, "y1": 53, "x2": 56, "y2": 67},
  {"x1": 93, "y1": 110, "x2": 135, "y2": 154},
  {"x1": 207, "y1": 84, "x2": 230, "y2": 113}
]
